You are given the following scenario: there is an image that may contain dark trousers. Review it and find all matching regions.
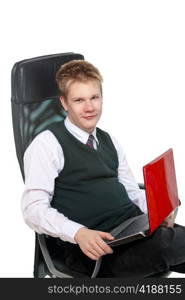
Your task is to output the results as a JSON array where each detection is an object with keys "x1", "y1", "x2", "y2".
[{"x1": 58, "y1": 224, "x2": 185, "y2": 277}]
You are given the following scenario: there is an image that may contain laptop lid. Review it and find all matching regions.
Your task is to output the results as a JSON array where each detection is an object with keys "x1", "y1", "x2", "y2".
[{"x1": 143, "y1": 148, "x2": 180, "y2": 234}]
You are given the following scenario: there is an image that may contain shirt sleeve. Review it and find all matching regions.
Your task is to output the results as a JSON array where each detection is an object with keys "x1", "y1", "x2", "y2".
[
  {"x1": 110, "y1": 134, "x2": 148, "y2": 214},
  {"x1": 21, "y1": 130, "x2": 84, "y2": 244}
]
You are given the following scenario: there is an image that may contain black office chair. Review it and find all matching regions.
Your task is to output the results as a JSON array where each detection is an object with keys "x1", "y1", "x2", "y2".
[{"x1": 11, "y1": 53, "x2": 170, "y2": 278}]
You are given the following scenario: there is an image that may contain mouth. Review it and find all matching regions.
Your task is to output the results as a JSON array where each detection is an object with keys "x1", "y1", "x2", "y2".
[{"x1": 83, "y1": 115, "x2": 97, "y2": 120}]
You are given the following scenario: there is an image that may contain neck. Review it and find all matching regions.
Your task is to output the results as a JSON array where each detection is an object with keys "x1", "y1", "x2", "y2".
[{"x1": 67, "y1": 117, "x2": 96, "y2": 134}]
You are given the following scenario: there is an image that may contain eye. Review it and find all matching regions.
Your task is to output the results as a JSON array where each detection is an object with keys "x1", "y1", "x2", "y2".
[
  {"x1": 74, "y1": 98, "x2": 83, "y2": 103},
  {"x1": 91, "y1": 95, "x2": 100, "y2": 100}
]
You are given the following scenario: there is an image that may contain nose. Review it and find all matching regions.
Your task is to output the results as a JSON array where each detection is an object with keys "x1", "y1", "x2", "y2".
[{"x1": 84, "y1": 99, "x2": 94, "y2": 112}]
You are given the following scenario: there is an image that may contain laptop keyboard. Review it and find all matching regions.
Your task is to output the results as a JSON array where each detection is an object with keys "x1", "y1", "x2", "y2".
[{"x1": 110, "y1": 214, "x2": 149, "y2": 240}]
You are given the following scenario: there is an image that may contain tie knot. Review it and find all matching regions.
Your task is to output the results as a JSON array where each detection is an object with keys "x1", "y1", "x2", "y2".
[{"x1": 86, "y1": 134, "x2": 94, "y2": 148}]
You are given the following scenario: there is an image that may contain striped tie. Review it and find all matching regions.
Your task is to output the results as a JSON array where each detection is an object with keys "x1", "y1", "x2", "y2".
[{"x1": 86, "y1": 134, "x2": 94, "y2": 148}]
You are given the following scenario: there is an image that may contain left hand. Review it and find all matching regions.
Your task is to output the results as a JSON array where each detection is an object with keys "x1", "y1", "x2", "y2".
[{"x1": 161, "y1": 212, "x2": 175, "y2": 228}]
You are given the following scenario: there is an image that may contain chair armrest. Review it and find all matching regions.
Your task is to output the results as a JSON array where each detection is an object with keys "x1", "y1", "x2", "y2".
[
  {"x1": 38, "y1": 234, "x2": 97, "y2": 278},
  {"x1": 91, "y1": 257, "x2": 103, "y2": 278},
  {"x1": 37, "y1": 234, "x2": 73, "y2": 278}
]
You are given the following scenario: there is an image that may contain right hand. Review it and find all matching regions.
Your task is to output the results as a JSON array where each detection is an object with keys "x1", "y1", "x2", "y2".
[{"x1": 74, "y1": 227, "x2": 115, "y2": 260}]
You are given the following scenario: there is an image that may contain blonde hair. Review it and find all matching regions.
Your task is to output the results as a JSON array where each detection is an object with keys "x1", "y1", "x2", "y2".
[{"x1": 56, "y1": 60, "x2": 103, "y2": 98}]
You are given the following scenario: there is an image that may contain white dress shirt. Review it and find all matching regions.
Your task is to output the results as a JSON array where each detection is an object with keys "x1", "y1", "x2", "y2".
[{"x1": 22, "y1": 117, "x2": 147, "y2": 244}]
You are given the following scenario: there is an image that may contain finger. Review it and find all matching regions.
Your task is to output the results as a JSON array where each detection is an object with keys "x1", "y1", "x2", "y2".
[
  {"x1": 86, "y1": 250, "x2": 100, "y2": 260},
  {"x1": 81, "y1": 242, "x2": 105, "y2": 259},
  {"x1": 95, "y1": 236, "x2": 113, "y2": 254},
  {"x1": 99, "y1": 231, "x2": 115, "y2": 240},
  {"x1": 90, "y1": 242, "x2": 108, "y2": 256}
]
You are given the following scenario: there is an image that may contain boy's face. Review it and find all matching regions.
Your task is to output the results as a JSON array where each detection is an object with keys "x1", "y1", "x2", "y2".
[{"x1": 60, "y1": 80, "x2": 102, "y2": 133}]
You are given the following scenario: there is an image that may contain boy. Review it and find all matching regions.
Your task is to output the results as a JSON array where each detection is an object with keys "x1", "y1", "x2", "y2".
[{"x1": 22, "y1": 60, "x2": 185, "y2": 277}]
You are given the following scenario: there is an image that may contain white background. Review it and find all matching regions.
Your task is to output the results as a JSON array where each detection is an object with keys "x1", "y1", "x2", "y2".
[{"x1": 0, "y1": 0, "x2": 184, "y2": 277}]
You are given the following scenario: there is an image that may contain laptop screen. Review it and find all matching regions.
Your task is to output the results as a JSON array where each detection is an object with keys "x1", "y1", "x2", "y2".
[{"x1": 143, "y1": 148, "x2": 180, "y2": 234}]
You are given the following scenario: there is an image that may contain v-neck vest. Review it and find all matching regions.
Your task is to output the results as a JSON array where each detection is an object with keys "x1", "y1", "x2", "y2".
[{"x1": 48, "y1": 121, "x2": 140, "y2": 231}]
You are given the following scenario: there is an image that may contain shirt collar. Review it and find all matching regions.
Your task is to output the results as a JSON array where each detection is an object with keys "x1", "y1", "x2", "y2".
[{"x1": 64, "y1": 116, "x2": 99, "y2": 145}]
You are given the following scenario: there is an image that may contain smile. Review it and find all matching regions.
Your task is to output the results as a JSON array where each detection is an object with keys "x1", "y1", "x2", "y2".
[{"x1": 83, "y1": 115, "x2": 97, "y2": 120}]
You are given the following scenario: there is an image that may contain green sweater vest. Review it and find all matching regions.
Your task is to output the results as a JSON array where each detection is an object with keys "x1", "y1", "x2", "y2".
[{"x1": 48, "y1": 121, "x2": 141, "y2": 231}]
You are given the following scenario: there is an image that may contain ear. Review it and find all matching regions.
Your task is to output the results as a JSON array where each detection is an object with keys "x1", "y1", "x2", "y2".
[{"x1": 60, "y1": 96, "x2": 68, "y2": 111}]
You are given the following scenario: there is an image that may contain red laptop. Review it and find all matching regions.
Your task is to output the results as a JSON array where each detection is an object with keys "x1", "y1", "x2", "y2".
[{"x1": 107, "y1": 148, "x2": 180, "y2": 247}]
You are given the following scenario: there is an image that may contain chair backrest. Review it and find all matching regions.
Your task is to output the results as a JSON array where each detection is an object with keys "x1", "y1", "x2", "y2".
[
  {"x1": 11, "y1": 52, "x2": 85, "y2": 278},
  {"x1": 11, "y1": 52, "x2": 84, "y2": 180}
]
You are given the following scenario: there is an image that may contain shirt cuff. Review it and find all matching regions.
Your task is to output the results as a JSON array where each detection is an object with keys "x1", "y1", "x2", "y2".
[{"x1": 60, "y1": 220, "x2": 86, "y2": 244}]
